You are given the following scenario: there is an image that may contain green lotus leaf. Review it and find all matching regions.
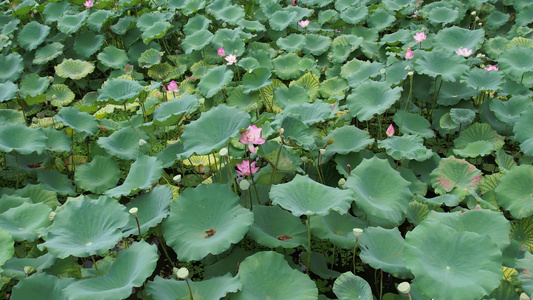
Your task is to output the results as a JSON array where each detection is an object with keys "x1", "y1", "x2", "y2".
[
  {"x1": 303, "y1": 34, "x2": 332, "y2": 56},
  {"x1": 2, "y1": 253, "x2": 56, "y2": 280},
  {"x1": 110, "y1": 16, "x2": 133, "y2": 34},
  {"x1": 142, "y1": 21, "x2": 173, "y2": 44},
  {"x1": 383, "y1": 0, "x2": 415, "y2": 10},
  {"x1": 163, "y1": 184, "x2": 253, "y2": 261},
  {"x1": 490, "y1": 95, "x2": 531, "y2": 126},
  {"x1": 138, "y1": 48, "x2": 163, "y2": 68},
  {"x1": 434, "y1": 27, "x2": 484, "y2": 53},
  {"x1": 273, "y1": 85, "x2": 309, "y2": 109},
  {"x1": 0, "y1": 202, "x2": 51, "y2": 242},
  {"x1": 47, "y1": 84, "x2": 75, "y2": 107},
  {"x1": 62, "y1": 240, "x2": 158, "y2": 300},
  {"x1": 19, "y1": 73, "x2": 50, "y2": 98},
  {"x1": 461, "y1": 68, "x2": 503, "y2": 91},
  {"x1": 273, "y1": 53, "x2": 302, "y2": 80},
  {"x1": 340, "y1": 5, "x2": 368, "y2": 24},
  {"x1": 0, "y1": 228, "x2": 14, "y2": 272},
  {"x1": 517, "y1": 251, "x2": 533, "y2": 295},
  {"x1": 183, "y1": 14, "x2": 210, "y2": 35},
  {"x1": 42, "y1": 196, "x2": 129, "y2": 258},
  {"x1": 212, "y1": 5, "x2": 245, "y2": 25},
  {"x1": 495, "y1": 165, "x2": 533, "y2": 219},
  {"x1": 96, "y1": 78, "x2": 144, "y2": 104},
  {"x1": 274, "y1": 100, "x2": 334, "y2": 127},
  {"x1": 322, "y1": 125, "x2": 374, "y2": 163},
  {"x1": 378, "y1": 134, "x2": 433, "y2": 161},
  {"x1": 55, "y1": 107, "x2": 98, "y2": 135},
  {"x1": 55, "y1": 59, "x2": 95, "y2": 80},
  {"x1": 404, "y1": 220, "x2": 502, "y2": 300},
  {"x1": 152, "y1": 95, "x2": 199, "y2": 126},
  {"x1": 427, "y1": 6, "x2": 458, "y2": 26},
  {"x1": 269, "y1": 11, "x2": 297, "y2": 31},
  {"x1": 97, "y1": 126, "x2": 149, "y2": 160},
  {"x1": 359, "y1": 227, "x2": 412, "y2": 278},
  {"x1": 0, "y1": 81, "x2": 18, "y2": 102},
  {"x1": 498, "y1": 47, "x2": 533, "y2": 83},
  {"x1": 243, "y1": 67, "x2": 272, "y2": 94},
  {"x1": 319, "y1": 77, "x2": 348, "y2": 100},
  {"x1": 453, "y1": 123, "x2": 504, "y2": 158},
  {"x1": 333, "y1": 272, "x2": 373, "y2": 300},
  {"x1": 0, "y1": 53, "x2": 23, "y2": 82},
  {"x1": 17, "y1": 21, "x2": 50, "y2": 51},
  {"x1": 226, "y1": 86, "x2": 261, "y2": 112},
  {"x1": 347, "y1": 81, "x2": 402, "y2": 121},
  {"x1": 74, "y1": 31, "x2": 105, "y2": 58},
  {"x1": 437, "y1": 80, "x2": 478, "y2": 106},
  {"x1": 393, "y1": 112, "x2": 435, "y2": 138},
  {"x1": 97, "y1": 46, "x2": 129, "y2": 69},
  {"x1": 232, "y1": 251, "x2": 318, "y2": 299},
  {"x1": 13, "y1": 184, "x2": 59, "y2": 210},
  {"x1": 439, "y1": 112, "x2": 460, "y2": 130},
  {"x1": 57, "y1": 11, "x2": 87, "y2": 34},
  {"x1": 237, "y1": 57, "x2": 260, "y2": 71},
  {"x1": 237, "y1": 19, "x2": 266, "y2": 32},
  {"x1": 291, "y1": 72, "x2": 320, "y2": 101},
  {"x1": 248, "y1": 205, "x2": 307, "y2": 249},
  {"x1": 513, "y1": 106, "x2": 533, "y2": 156},
  {"x1": 270, "y1": 174, "x2": 354, "y2": 217},
  {"x1": 42, "y1": 1, "x2": 70, "y2": 24},
  {"x1": 279, "y1": 115, "x2": 317, "y2": 150},
  {"x1": 450, "y1": 108, "x2": 476, "y2": 126},
  {"x1": 0, "y1": 123, "x2": 47, "y2": 154},
  {"x1": 86, "y1": 10, "x2": 112, "y2": 32},
  {"x1": 180, "y1": 104, "x2": 250, "y2": 158},
  {"x1": 415, "y1": 50, "x2": 469, "y2": 82},
  {"x1": 105, "y1": 156, "x2": 163, "y2": 198},
  {"x1": 366, "y1": 8, "x2": 395, "y2": 31},
  {"x1": 135, "y1": 12, "x2": 173, "y2": 30},
  {"x1": 310, "y1": 211, "x2": 368, "y2": 249},
  {"x1": 197, "y1": 66, "x2": 234, "y2": 98},
  {"x1": 38, "y1": 169, "x2": 76, "y2": 196},
  {"x1": 122, "y1": 185, "x2": 172, "y2": 236},
  {"x1": 0, "y1": 194, "x2": 29, "y2": 214},
  {"x1": 318, "y1": 9, "x2": 339, "y2": 25},
  {"x1": 11, "y1": 273, "x2": 74, "y2": 300},
  {"x1": 146, "y1": 273, "x2": 242, "y2": 300},
  {"x1": 430, "y1": 156, "x2": 482, "y2": 199},
  {"x1": 277, "y1": 34, "x2": 306, "y2": 52},
  {"x1": 74, "y1": 156, "x2": 120, "y2": 194},
  {"x1": 0, "y1": 109, "x2": 24, "y2": 126},
  {"x1": 181, "y1": 29, "x2": 214, "y2": 54},
  {"x1": 345, "y1": 157, "x2": 412, "y2": 227}
]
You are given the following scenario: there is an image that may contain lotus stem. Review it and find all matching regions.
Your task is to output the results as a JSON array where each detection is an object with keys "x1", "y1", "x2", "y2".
[
  {"x1": 380, "y1": 269, "x2": 383, "y2": 300},
  {"x1": 399, "y1": 73, "x2": 414, "y2": 135},
  {"x1": 134, "y1": 215, "x2": 142, "y2": 239},
  {"x1": 330, "y1": 245, "x2": 336, "y2": 269},
  {"x1": 14, "y1": 151, "x2": 20, "y2": 189},
  {"x1": 123, "y1": 103, "x2": 143, "y2": 140},
  {"x1": 247, "y1": 152, "x2": 260, "y2": 205},
  {"x1": 352, "y1": 241, "x2": 358, "y2": 274},
  {"x1": 185, "y1": 278, "x2": 194, "y2": 300},
  {"x1": 307, "y1": 216, "x2": 311, "y2": 274},
  {"x1": 156, "y1": 225, "x2": 176, "y2": 267},
  {"x1": 378, "y1": 114, "x2": 383, "y2": 140},
  {"x1": 270, "y1": 143, "x2": 283, "y2": 185},
  {"x1": 91, "y1": 255, "x2": 100, "y2": 276},
  {"x1": 429, "y1": 75, "x2": 443, "y2": 122},
  {"x1": 70, "y1": 255, "x2": 83, "y2": 279}
]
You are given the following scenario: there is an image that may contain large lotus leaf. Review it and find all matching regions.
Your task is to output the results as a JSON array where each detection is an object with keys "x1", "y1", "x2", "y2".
[
  {"x1": 434, "y1": 27, "x2": 484, "y2": 53},
  {"x1": 162, "y1": 184, "x2": 253, "y2": 261},
  {"x1": 498, "y1": 47, "x2": 533, "y2": 83},
  {"x1": 0, "y1": 194, "x2": 30, "y2": 215},
  {"x1": 0, "y1": 81, "x2": 18, "y2": 102},
  {"x1": 430, "y1": 156, "x2": 482, "y2": 199},
  {"x1": 97, "y1": 126, "x2": 149, "y2": 160},
  {"x1": 340, "y1": 5, "x2": 368, "y2": 24},
  {"x1": 243, "y1": 67, "x2": 272, "y2": 94},
  {"x1": 274, "y1": 100, "x2": 334, "y2": 127},
  {"x1": 0, "y1": 53, "x2": 23, "y2": 82},
  {"x1": 74, "y1": 31, "x2": 105, "y2": 57},
  {"x1": 513, "y1": 106, "x2": 533, "y2": 156},
  {"x1": 425, "y1": 210, "x2": 510, "y2": 251},
  {"x1": 366, "y1": 8, "x2": 395, "y2": 32},
  {"x1": 105, "y1": 156, "x2": 163, "y2": 198},
  {"x1": 345, "y1": 157, "x2": 412, "y2": 228},
  {"x1": 269, "y1": 11, "x2": 297, "y2": 31},
  {"x1": 322, "y1": 125, "x2": 373, "y2": 163},
  {"x1": 273, "y1": 53, "x2": 302, "y2": 80},
  {"x1": 197, "y1": 66, "x2": 234, "y2": 98},
  {"x1": 461, "y1": 68, "x2": 503, "y2": 91},
  {"x1": 437, "y1": 80, "x2": 478, "y2": 106},
  {"x1": 42, "y1": 1, "x2": 70, "y2": 23},
  {"x1": 0, "y1": 228, "x2": 14, "y2": 271},
  {"x1": 181, "y1": 29, "x2": 213, "y2": 54},
  {"x1": 378, "y1": 134, "x2": 433, "y2": 162},
  {"x1": 11, "y1": 273, "x2": 75, "y2": 300},
  {"x1": 183, "y1": 14, "x2": 210, "y2": 35},
  {"x1": 57, "y1": 11, "x2": 87, "y2": 34},
  {"x1": 19, "y1": 73, "x2": 50, "y2": 99},
  {"x1": 110, "y1": 16, "x2": 133, "y2": 34},
  {"x1": 212, "y1": 5, "x2": 245, "y2": 25},
  {"x1": 97, "y1": 46, "x2": 129, "y2": 69},
  {"x1": 495, "y1": 165, "x2": 533, "y2": 219},
  {"x1": 62, "y1": 240, "x2": 158, "y2": 300},
  {"x1": 86, "y1": 10, "x2": 113, "y2": 32},
  {"x1": 270, "y1": 174, "x2": 354, "y2": 217},
  {"x1": 248, "y1": 205, "x2": 307, "y2": 249},
  {"x1": 42, "y1": 196, "x2": 129, "y2": 258},
  {"x1": 122, "y1": 185, "x2": 172, "y2": 236},
  {"x1": 152, "y1": 95, "x2": 199, "y2": 126},
  {"x1": 333, "y1": 272, "x2": 373, "y2": 300},
  {"x1": 55, "y1": 107, "x2": 98, "y2": 135},
  {"x1": 96, "y1": 78, "x2": 144, "y2": 104},
  {"x1": 180, "y1": 105, "x2": 250, "y2": 158},
  {"x1": 38, "y1": 169, "x2": 76, "y2": 196},
  {"x1": 136, "y1": 12, "x2": 173, "y2": 30},
  {"x1": 47, "y1": 84, "x2": 75, "y2": 107},
  {"x1": 427, "y1": 6, "x2": 459, "y2": 26},
  {"x1": 0, "y1": 109, "x2": 24, "y2": 125},
  {"x1": 277, "y1": 34, "x2": 306, "y2": 52},
  {"x1": 237, "y1": 19, "x2": 265, "y2": 32},
  {"x1": 55, "y1": 59, "x2": 95, "y2": 80},
  {"x1": 74, "y1": 156, "x2": 120, "y2": 193},
  {"x1": 319, "y1": 76, "x2": 348, "y2": 99},
  {"x1": 17, "y1": 21, "x2": 50, "y2": 51},
  {"x1": 415, "y1": 50, "x2": 469, "y2": 82},
  {"x1": 453, "y1": 123, "x2": 504, "y2": 158},
  {"x1": 310, "y1": 211, "x2": 368, "y2": 249},
  {"x1": 0, "y1": 202, "x2": 51, "y2": 242},
  {"x1": 141, "y1": 21, "x2": 173, "y2": 44},
  {"x1": 347, "y1": 81, "x2": 402, "y2": 121},
  {"x1": 490, "y1": 95, "x2": 531, "y2": 126},
  {"x1": 146, "y1": 273, "x2": 241, "y2": 300},
  {"x1": 393, "y1": 111, "x2": 434, "y2": 138},
  {"x1": 359, "y1": 227, "x2": 412, "y2": 278},
  {"x1": 273, "y1": 85, "x2": 309, "y2": 109},
  {"x1": 138, "y1": 48, "x2": 163, "y2": 68},
  {"x1": 0, "y1": 123, "x2": 47, "y2": 154},
  {"x1": 449, "y1": 108, "x2": 476, "y2": 126},
  {"x1": 303, "y1": 34, "x2": 332, "y2": 56},
  {"x1": 232, "y1": 251, "x2": 318, "y2": 300},
  {"x1": 404, "y1": 220, "x2": 502, "y2": 300},
  {"x1": 2, "y1": 253, "x2": 56, "y2": 280}
]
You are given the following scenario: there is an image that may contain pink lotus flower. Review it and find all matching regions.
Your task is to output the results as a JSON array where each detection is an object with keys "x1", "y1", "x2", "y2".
[
  {"x1": 236, "y1": 160, "x2": 259, "y2": 176},
  {"x1": 455, "y1": 47, "x2": 473, "y2": 57},
  {"x1": 484, "y1": 65, "x2": 499, "y2": 71},
  {"x1": 239, "y1": 125, "x2": 266, "y2": 153},
  {"x1": 225, "y1": 54, "x2": 238, "y2": 65},
  {"x1": 217, "y1": 47, "x2": 225, "y2": 57},
  {"x1": 167, "y1": 80, "x2": 179, "y2": 92},
  {"x1": 413, "y1": 32, "x2": 426, "y2": 43},
  {"x1": 298, "y1": 19, "x2": 310, "y2": 28},
  {"x1": 405, "y1": 48, "x2": 414, "y2": 59},
  {"x1": 412, "y1": 10, "x2": 419, "y2": 17},
  {"x1": 83, "y1": 0, "x2": 93, "y2": 8},
  {"x1": 386, "y1": 124, "x2": 395, "y2": 137}
]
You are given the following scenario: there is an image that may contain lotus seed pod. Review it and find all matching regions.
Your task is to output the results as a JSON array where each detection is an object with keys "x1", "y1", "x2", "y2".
[
  {"x1": 301, "y1": 156, "x2": 308, "y2": 163},
  {"x1": 471, "y1": 11, "x2": 476, "y2": 15},
  {"x1": 239, "y1": 179, "x2": 250, "y2": 190},
  {"x1": 398, "y1": 282, "x2": 411, "y2": 294},
  {"x1": 219, "y1": 148, "x2": 228, "y2": 157},
  {"x1": 404, "y1": 66, "x2": 411, "y2": 71},
  {"x1": 408, "y1": 71, "x2": 414, "y2": 76},
  {"x1": 520, "y1": 293, "x2": 531, "y2": 300},
  {"x1": 129, "y1": 207, "x2": 138, "y2": 215},
  {"x1": 138, "y1": 139, "x2": 147, "y2": 147},
  {"x1": 319, "y1": 149, "x2": 326, "y2": 155},
  {"x1": 48, "y1": 211, "x2": 56, "y2": 221},
  {"x1": 338, "y1": 178, "x2": 346, "y2": 186},
  {"x1": 173, "y1": 174, "x2": 182, "y2": 183},
  {"x1": 380, "y1": 68, "x2": 386, "y2": 74},
  {"x1": 353, "y1": 228, "x2": 363, "y2": 237},
  {"x1": 198, "y1": 98, "x2": 205, "y2": 105},
  {"x1": 176, "y1": 267, "x2": 189, "y2": 279}
]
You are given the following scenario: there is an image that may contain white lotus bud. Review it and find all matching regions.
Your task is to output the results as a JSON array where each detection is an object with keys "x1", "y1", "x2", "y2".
[
  {"x1": 408, "y1": 71, "x2": 414, "y2": 76},
  {"x1": 478, "y1": 22, "x2": 482, "y2": 26},
  {"x1": 470, "y1": 11, "x2": 476, "y2": 16},
  {"x1": 353, "y1": 228, "x2": 363, "y2": 237},
  {"x1": 219, "y1": 148, "x2": 228, "y2": 157},
  {"x1": 239, "y1": 179, "x2": 250, "y2": 190},
  {"x1": 475, "y1": 16, "x2": 480, "y2": 21},
  {"x1": 129, "y1": 207, "x2": 138, "y2": 215},
  {"x1": 319, "y1": 149, "x2": 326, "y2": 155},
  {"x1": 198, "y1": 98, "x2": 205, "y2": 105},
  {"x1": 48, "y1": 211, "x2": 56, "y2": 221},
  {"x1": 157, "y1": 6, "x2": 161, "y2": 10},
  {"x1": 138, "y1": 139, "x2": 147, "y2": 147},
  {"x1": 173, "y1": 174, "x2": 182, "y2": 183},
  {"x1": 176, "y1": 267, "x2": 189, "y2": 279},
  {"x1": 398, "y1": 282, "x2": 411, "y2": 294}
]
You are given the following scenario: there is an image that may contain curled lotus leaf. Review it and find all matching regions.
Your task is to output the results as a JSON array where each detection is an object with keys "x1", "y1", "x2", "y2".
[
  {"x1": 19, "y1": 74, "x2": 50, "y2": 98},
  {"x1": 54, "y1": 107, "x2": 98, "y2": 135},
  {"x1": 269, "y1": 11, "x2": 298, "y2": 31},
  {"x1": 142, "y1": 21, "x2": 174, "y2": 44},
  {"x1": 55, "y1": 59, "x2": 95, "y2": 80},
  {"x1": 197, "y1": 66, "x2": 234, "y2": 98},
  {"x1": 105, "y1": 156, "x2": 163, "y2": 198},
  {"x1": 97, "y1": 46, "x2": 129, "y2": 69},
  {"x1": 74, "y1": 31, "x2": 105, "y2": 58},
  {"x1": 11, "y1": 273, "x2": 74, "y2": 300},
  {"x1": 181, "y1": 29, "x2": 213, "y2": 54},
  {"x1": 333, "y1": 272, "x2": 373, "y2": 300},
  {"x1": 17, "y1": 21, "x2": 50, "y2": 51},
  {"x1": 0, "y1": 53, "x2": 23, "y2": 83},
  {"x1": 430, "y1": 156, "x2": 482, "y2": 200},
  {"x1": 322, "y1": 125, "x2": 374, "y2": 163},
  {"x1": 489, "y1": 95, "x2": 532, "y2": 126},
  {"x1": 378, "y1": 134, "x2": 433, "y2": 162},
  {"x1": 0, "y1": 202, "x2": 51, "y2": 242},
  {"x1": 0, "y1": 122, "x2": 47, "y2": 155},
  {"x1": 0, "y1": 81, "x2": 18, "y2": 103},
  {"x1": 310, "y1": 211, "x2": 368, "y2": 249},
  {"x1": 57, "y1": 11, "x2": 87, "y2": 34},
  {"x1": 0, "y1": 228, "x2": 14, "y2": 271},
  {"x1": 495, "y1": 165, "x2": 533, "y2": 219},
  {"x1": 97, "y1": 126, "x2": 149, "y2": 160},
  {"x1": 146, "y1": 273, "x2": 242, "y2": 300},
  {"x1": 152, "y1": 95, "x2": 200, "y2": 126}
]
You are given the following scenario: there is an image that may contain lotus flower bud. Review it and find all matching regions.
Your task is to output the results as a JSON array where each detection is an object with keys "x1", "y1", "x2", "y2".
[
  {"x1": 338, "y1": 178, "x2": 346, "y2": 186},
  {"x1": 198, "y1": 98, "x2": 205, "y2": 105},
  {"x1": 239, "y1": 179, "x2": 250, "y2": 190},
  {"x1": 48, "y1": 211, "x2": 56, "y2": 221},
  {"x1": 173, "y1": 174, "x2": 182, "y2": 183},
  {"x1": 319, "y1": 149, "x2": 326, "y2": 155},
  {"x1": 175, "y1": 267, "x2": 189, "y2": 279},
  {"x1": 398, "y1": 282, "x2": 411, "y2": 294},
  {"x1": 353, "y1": 228, "x2": 363, "y2": 237},
  {"x1": 129, "y1": 207, "x2": 138, "y2": 215},
  {"x1": 471, "y1": 11, "x2": 476, "y2": 16},
  {"x1": 138, "y1": 139, "x2": 147, "y2": 147},
  {"x1": 326, "y1": 138, "x2": 335, "y2": 146},
  {"x1": 280, "y1": 128, "x2": 285, "y2": 135},
  {"x1": 408, "y1": 71, "x2": 414, "y2": 76},
  {"x1": 520, "y1": 293, "x2": 531, "y2": 300},
  {"x1": 219, "y1": 148, "x2": 228, "y2": 157}
]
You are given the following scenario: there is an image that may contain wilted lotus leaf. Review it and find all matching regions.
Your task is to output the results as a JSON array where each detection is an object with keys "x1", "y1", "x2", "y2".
[
  {"x1": 0, "y1": 229, "x2": 14, "y2": 272},
  {"x1": 461, "y1": 68, "x2": 503, "y2": 91},
  {"x1": 510, "y1": 216, "x2": 533, "y2": 253},
  {"x1": 489, "y1": 95, "x2": 531, "y2": 126},
  {"x1": 17, "y1": 21, "x2": 50, "y2": 51},
  {"x1": 97, "y1": 46, "x2": 129, "y2": 69},
  {"x1": 435, "y1": 27, "x2": 485, "y2": 53},
  {"x1": 97, "y1": 126, "x2": 149, "y2": 160},
  {"x1": 42, "y1": 196, "x2": 129, "y2": 258},
  {"x1": 513, "y1": 106, "x2": 533, "y2": 156},
  {"x1": 146, "y1": 273, "x2": 242, "y2": 300},
  {"x1": 495, "y1": 165, "x2": 533, "y2": 219},
  {"x1": 0, "y1": 123, "x2": 47, "y2": 155},
  {"x1": 57, "y1": 11, "x2": 87, "y2": 34},
  {"x1": 347, "y1": 81, "x2": 402, "y2": 121},
  {"x1": 430, "y1": 156, "x2": 482, "y2": 199},
  {"x1": 378, "y1": 134, "x2": 433, "y2": 161},
  {"x1": 0, "y1": 52, "x2": 23, "y2": 82},
  {"x1": 11, "y1": 273, "x2": 75, "y2": 300},
  {"x1": 311, "y1": 211, "x2": 368, "y2": 249},
  {"x1": 74, "y1": 156, "x2": 120, "y2": 194},
  {"x1": 162, "y1": 184, "x2": 253, "y2": 261},
  {"x1": 0, "y1": 81, "x2": 18, "y2": 103},
  {"x1": 197, "y1": 66, "x2": 234, "y2": 98},
  {"x1": 96, "y1": 78, "x2": 144, "y2": 104},
  {"x1": 0, "y1": 202, "x2": 51, "y2": 242},
  {"x1": 345, "y1": 157, "x2": 412, "y2": 228},
  {"x1": 74, "y1": 31, "x2": 105, "y2": 58},
  {"x1": 270, "y1": 174, "x2": 354, "y2": 217},
  {"x1": 404, "y1": 220, "x2": 502, "y2": 300},
  {"x1": 62, "y1": 241, "x2": 158, "y2": 300},
  {"x1": 415, "y1": 50, "x2": 469, "y2": 82},
  {"x1": 55, "y1": 59, "x2": 95, "y2": 80},
  {"x1": 333, "y1": 272, "x2": 373, "y2": 300},
  {"x1": 122, "y1": 185, "x2": 172, "y2": 236},
  {"x1": 322, "y1": 125, "x2": 374, "y2": 163},
  {"x1": 453, "y1": 123, "x2": 504, "y2": 158},
  {"x1": 55, "y1": 107, "x2": 98, "y2": 135},
  {"x1": 105, "y1": 156, "x2": 163, "y2": 198},
  {"x1": 232, "y1": 251, "x2": 318, "y2": 299},
  {"x1": 248, "y1": 205, "x2": 307, "y2": 249},
  {"x1": 47, "y1": 84, "x2": 75, "y2": 107}
]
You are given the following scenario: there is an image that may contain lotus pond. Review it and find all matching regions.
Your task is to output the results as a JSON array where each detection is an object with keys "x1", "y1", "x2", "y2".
[{"x1": 1, "y1": 0, "x2": 533, "y2": 299}]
